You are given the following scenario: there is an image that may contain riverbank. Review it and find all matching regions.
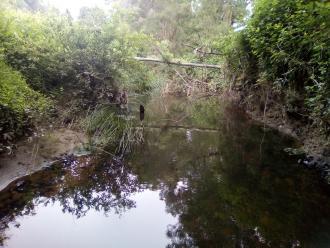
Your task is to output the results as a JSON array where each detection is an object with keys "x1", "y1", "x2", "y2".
[
  {"x1": 0, "y1": 128, "x2": 87, "y2": 191},
  {"x1": 221, "y1": 87, "x2": 329, "y2": 155},
  {"x1": 1, "y1": 89, "x2": 329, "y2": 191},
  {"x1": 247, "y1": 106, "x2": 329, "y2": 157},
  {"x1": 223, "y1": 88, "x2": 330, "y2": 183}
]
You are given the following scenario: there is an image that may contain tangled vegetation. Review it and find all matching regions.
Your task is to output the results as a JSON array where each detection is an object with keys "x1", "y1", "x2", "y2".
[
  {"x1": 227, "y1": 0, "x2": 330, "y2": 133},
  {"x1": 0, "y1": 59, "x2": 49, "y2": 148},
  {"x1": 0, "y1": 0, "x2": 154, "y2": 152},
  {"x1": 0, "y1": 0, "x2": 329, "y2": 153}
]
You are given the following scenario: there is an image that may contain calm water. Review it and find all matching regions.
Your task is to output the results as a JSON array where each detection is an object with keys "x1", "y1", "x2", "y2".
[{"x1": 1, "y1": 96, "x2": 330, "y2": 248}]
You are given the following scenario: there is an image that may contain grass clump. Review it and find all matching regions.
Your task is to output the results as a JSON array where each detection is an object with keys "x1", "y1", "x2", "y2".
[{"x1": 82, "y1": 105, "x2": 144, "y2": 155}]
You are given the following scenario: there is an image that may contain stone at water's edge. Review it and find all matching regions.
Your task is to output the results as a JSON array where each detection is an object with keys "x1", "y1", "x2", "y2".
[
  {"x1": 284, "y1": 147, "x2": 306, "y2": 157},
  {"x1": 298, "y1": 154, "x2": 330, "y2": 183},
  {"x1": 0, "y1": 128, "x2": 87, "y2": 191}
]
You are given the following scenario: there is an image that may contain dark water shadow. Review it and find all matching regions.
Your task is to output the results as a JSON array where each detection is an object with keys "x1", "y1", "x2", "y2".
[{"x1": 1, "y1": 96, "x2": 330, "y2": 247}]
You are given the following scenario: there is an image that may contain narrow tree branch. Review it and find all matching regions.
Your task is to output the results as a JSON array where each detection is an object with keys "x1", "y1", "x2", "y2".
[{"x1": 134, "y1": 57, "x2": 221, "y2": 69}]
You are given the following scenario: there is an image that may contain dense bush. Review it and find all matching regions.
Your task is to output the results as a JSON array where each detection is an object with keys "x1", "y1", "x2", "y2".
[
  {"x1": 245, "y1": 0, "x2": 330, "y2": 124},
  {"x1": 0, "y1": 0, "x2": 154, "y2": 150},
  {"x1": 0, "y1": 8, "x2": 74, "y2": 91},
  {"x1": 0, "y1": 59, "x2": 49, "y2": 144},
  {"x1": 0, "y1": 5, "x2": 153, "y2": 93}
]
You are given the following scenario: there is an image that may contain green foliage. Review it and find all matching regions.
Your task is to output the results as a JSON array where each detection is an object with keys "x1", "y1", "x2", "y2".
[
  {"x1": 0, "y1": 59, "x2": 49, "y2": 142},
  {"x1": 0, "y1": 1, "x2": 154, "y2": 150},
  {"x1": 117, "y1": 0, "x2": 248, "y2": 55},
  {"x1": 0, "y1": 2, "x2": 154, "y2": 93},
  {"x1": 0, "y1": 8, "x2": 75, "y2": 91},
  {"x1": 73, "y1": 8, "x2": 154, "y2": 92},
  {"x1": 212, "y1": 30, "x2": 255, "y2": 87},
  {"x1": 246, "y1": 0, "x2": 330, "y2": 122},
  {"x1": 0, "y1": 60, "x2": 49, "y2": 115}
]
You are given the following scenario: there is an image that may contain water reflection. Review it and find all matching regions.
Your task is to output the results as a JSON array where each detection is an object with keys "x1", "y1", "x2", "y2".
[
  {"x1": 4, "y1": 190, "x2": 174, "y2": 248},
  {"x1": 128, "y1": 97, "x2": 330, "y2": 247},
  {"x1": 1, "y1": 96, "x2": 330, "y2": 247},
  {"x1": 0, "y1": 155, "x2": 142, "y2": 245}
]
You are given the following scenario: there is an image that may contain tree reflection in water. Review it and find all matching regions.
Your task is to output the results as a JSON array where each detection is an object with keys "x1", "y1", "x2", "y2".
[
  {"x1": 0, "y1": 154, "x2": 141, "y2": 245},
  {"x1": 128, "y1": 99, "x2": 330, "y2": 248},
  {"x1": 1, "y1": 96, "x2": 330, "y2": 247}
]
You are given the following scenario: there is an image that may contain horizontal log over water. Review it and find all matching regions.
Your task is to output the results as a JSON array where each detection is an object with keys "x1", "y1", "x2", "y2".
[{"x1": 134, "y1": 57, "x2": 221, "y2": 69}]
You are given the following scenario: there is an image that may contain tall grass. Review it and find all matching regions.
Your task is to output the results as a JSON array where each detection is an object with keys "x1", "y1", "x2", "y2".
[{"x1": 82, "y1": 105, "x2": 144, "y2": 156}]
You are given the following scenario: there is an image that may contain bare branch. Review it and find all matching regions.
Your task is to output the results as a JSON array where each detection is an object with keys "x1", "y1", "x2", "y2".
[{"x1": 134, "y1": 57, "x2": 221, "y2": 69}]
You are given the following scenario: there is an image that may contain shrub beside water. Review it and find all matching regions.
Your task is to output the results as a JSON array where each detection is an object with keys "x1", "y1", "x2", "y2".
[
  {"x1": 0, "y1": 59, "x2": 50, "y2": 147},
  {"x1": 249, "y1": 0, "x2": 329, "y2": 119},
  {"x1": 225, "y1": 0, "x2": 329, "y2": 131}
]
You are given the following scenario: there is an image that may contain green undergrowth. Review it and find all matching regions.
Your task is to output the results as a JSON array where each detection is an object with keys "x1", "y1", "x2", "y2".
[
  {"x1": 224, "y1": 0, "x2": 330, "y2": 133},
  {"x1": 0, "y1": 59, "x2": 50, "y2": 148}
]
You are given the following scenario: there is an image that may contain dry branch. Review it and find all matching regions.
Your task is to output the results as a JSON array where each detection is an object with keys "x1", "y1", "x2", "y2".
[{"x1": 134, "y1": 57, "x2": 221, "y2": 69}]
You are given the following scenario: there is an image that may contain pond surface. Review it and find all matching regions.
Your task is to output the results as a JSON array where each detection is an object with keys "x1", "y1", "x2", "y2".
[{"x1": 1, "y1": 96, "x2": 330, "y2": 248}]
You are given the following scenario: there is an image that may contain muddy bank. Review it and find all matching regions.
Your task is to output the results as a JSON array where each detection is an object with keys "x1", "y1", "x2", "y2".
[
  {"x1": 222, "y1": 88, "x2": 329, "y2": 156},
  {"x1": 0, "y1": 128, "x2": 88, "y2": 191},
  {"x1": 250, "y1": 109, "x2": 330, "y2": 182},
  {"x1": 246, "y1": 105, "x2": 329, "y2": 157},
  {"x1": 223, "y1": 88, "x2": 330, "y2": 183}
]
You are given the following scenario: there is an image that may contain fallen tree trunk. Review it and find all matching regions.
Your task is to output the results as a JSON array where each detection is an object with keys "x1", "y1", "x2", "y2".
[{"x1": 134, "y1": 57, "x2": 221, "y2": 69}]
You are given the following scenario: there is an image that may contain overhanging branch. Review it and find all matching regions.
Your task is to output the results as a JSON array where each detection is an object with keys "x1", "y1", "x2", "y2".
[{"x1": 134, "y1": 57, "x2": 221, "y2": 69}]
